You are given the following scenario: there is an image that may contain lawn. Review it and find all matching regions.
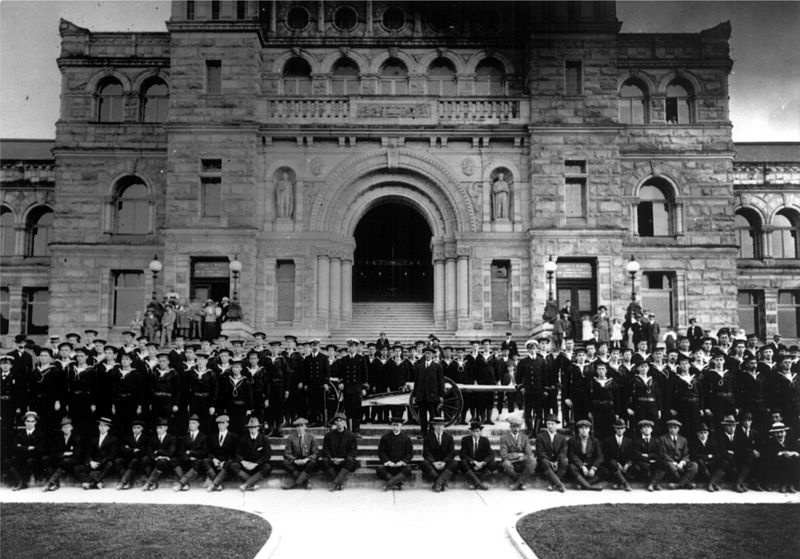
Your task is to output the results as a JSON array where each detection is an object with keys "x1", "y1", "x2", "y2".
[
  {"x1": 1, "y1": 503, "x2": 271, "y2": 559},
  {"x1": 517, "y1": 503, "x2": 799, "y2": 559}
]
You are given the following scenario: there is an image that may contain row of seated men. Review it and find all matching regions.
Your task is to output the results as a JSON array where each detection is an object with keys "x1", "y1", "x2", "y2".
[{"x1": 4, "y1": 408, "x2": 798, "y2": 494}]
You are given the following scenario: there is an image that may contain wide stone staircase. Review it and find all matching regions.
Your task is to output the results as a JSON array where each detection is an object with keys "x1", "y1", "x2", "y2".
[{"x1": 329, "y1": 301, "x2": 453, "y2": 345}]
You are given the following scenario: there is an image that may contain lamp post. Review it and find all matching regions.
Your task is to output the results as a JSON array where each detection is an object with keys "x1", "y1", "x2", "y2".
[
  {"x1": 625, "y1": 255, "x2": 640, "y2": 303},
  {"x1": 542, "y1": 255, "x2": 559, "y2": 322},
  {"x1": 148, "y1": 254, "x2": 163, "y2": 301},
  {"x1": 229, "y1": 254, "x2": 242, "y2": 302}
]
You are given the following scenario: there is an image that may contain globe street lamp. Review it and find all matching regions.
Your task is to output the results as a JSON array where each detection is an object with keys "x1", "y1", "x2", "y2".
[
  {"x1": 542, "y1": 255, "x2": 559, "y2": 322},
  {"x1": 148, "y1": 254, "x2": 163, "y2": 301},
  {"x1": 625, "y1": 255, "x2": 640, "y2": 303},
  {"x1": 229, "y1": 254, "x2": 242, "y2": 302}
]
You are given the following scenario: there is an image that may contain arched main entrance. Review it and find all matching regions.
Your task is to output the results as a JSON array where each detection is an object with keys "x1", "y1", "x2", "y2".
[{"x1": 353, "y1": 202, "x2": 432, "y2": 301}]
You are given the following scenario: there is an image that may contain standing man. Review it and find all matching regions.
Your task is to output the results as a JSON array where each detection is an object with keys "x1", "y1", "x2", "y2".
[
  {"x1": 515, "y1": 340, "x2": 544, "y2": 434},
  {"x1": 376, "y1": 416, "x2": 413, "y2": 490},
  {"x1": 535, "y1": 413, "x2": 569, "y2": 492},
  {"x1": 321, "y1": 412, "x2": 358, "y2": 491},
  {"x1": 303, "y1": 339, "x2": 330, "y2": 427},
  {"x1": 499, "y1": 416, "x2": 536, "y2": 490},
  {"x1": 282, "y1": 417, "x2": 318, "y2": 490},
  {"x1": 420, "y1": 416, "x2": 458, "y2": 492},
  {"x1": 459, "y1": 421, "x2": 497, "y2": 490},
  {"x1": 501, "y1": 332, "x2": 519, "y2": 359},
  {"x1": 230, "y1": 416, "x2": 272, "y2": 492},
  {"x1": 338, "y1": 339, "x2": 370, "y2": 435},
  {"x1": 411, "y1": 346, "x2": 445, "y2": 438}
]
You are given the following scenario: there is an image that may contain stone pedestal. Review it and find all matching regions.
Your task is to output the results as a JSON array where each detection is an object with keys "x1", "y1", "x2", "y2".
[
  {"x1": 221, "y1": 320, "x2": 255, "y2": 340},
  {"x1": 275, "y1": 218, "x2": 294, "y2": 232}
]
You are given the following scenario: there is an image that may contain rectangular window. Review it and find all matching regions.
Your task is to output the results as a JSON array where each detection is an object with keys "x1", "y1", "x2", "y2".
[
  {"x1": 211, "y1": 0, "x2": 220, "y2": 19},
  {"x1": 565, "y1": 179, "x2": 586, "y2": 218},
  {"x1": 565, "y1": 60, "x2": 583, "y2": 95},
  {"x1": 202, "y1": 158, "x2": 222, "y2": 173},
  {"x1": 777, "y1": 290, "x2": 800, "y2": 338},
  {"x1": 666, "y1": 98, "x2": 690, "y2": 124},
  {"x1": 0, "y1": 287, "x2": 9, "y2": 335},
  {"x1": 206, "y1": 60, "x2": 222, "y2": 94},
  {"x1": 237, "y1": 1, "x2": 246, "y2": 19},
  {"x1": 737, "y1": 290, "x2": 762, "y2": 338},
  {"x1": 201, "y1": 177, "x2": 222, "y2": 217},
  {"x1": 332, "y1": 77, "x2": 358, "y2": 95},
  {"x1": 23, "y1": 288, "x2": 48, "y2": 336},
  {"x1": 113, "y1": 271, "x2": 144, "y2": 327},
  {"x1": 186, "y1": 0, "x2": 194, "y2": 19},
  {"x1": 641, "y1": 272, "x2": 676, "y2": 328}
]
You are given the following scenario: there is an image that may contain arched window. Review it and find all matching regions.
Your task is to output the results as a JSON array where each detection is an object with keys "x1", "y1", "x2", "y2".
[
  {"x1": 427, "y1": 58, "x2": 457, "y2": 96},
  {"x1": 666, "y1": 79, "x2": 692, "y2": 124},
  {"x1": 140, "y1": 78, "x2": 169, "y2": 123},
  {"x1": 25, "y1": 206, "x2": 53, "y2": 257},
  {"x1": 283, "y1": 57, "x2": 312, "y2": 95},
  {"x1": 331, "y1": 58, "x2": 359, "y2": 95},
  {"x1": 637, "y1": 178, "x2": 674, "y2": 237},
  {"x1": 475, "y1": 58, "x2": 505, "y2": 95},
  {"x1": 97, "y1": 79, "x2": 124, "y2": 122},
  {"x1": 115, "y1": 178, "x2": 150, "y2": 235},
  {"x1": 1, "y1": 206, "x2": 15, "y2": 256},
  {"x1": 379, "y1": 58, "x2": 408, "y2": 95},
  {"x1": 771, "y1": 209, "x2": 800, "y2": 259},
  {"x1": 619, "y1": 79, "x2": 647, "y2": 124},
  {"x1": 735, "y1": 208, "x2": 762, "y2": 259}
]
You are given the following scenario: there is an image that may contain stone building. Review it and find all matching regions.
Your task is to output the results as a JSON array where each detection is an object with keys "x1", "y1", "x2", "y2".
[{"x1": 1, "y1": 1, "x2": 798, "y2": 344}]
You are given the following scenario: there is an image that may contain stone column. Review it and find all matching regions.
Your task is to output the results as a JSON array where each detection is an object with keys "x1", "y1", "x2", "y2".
[
  {"x1": 457, "y1": 255, "x2": 469, "y2": 320},
  {"x1": 341, "y1": 259, "x2": 352, "y2": 324},
  {"x1": 13, "y1": 225, "x2": 25, "y2": 255},
  {"x1": 445, "y1": 258, "x2": 457, "y2": 327},
  {"x1": 329, "y1": 257, "x2": 341, "y2": 327},
  {"x1": 433, "y1": 259, "x2": 445, "y2": 326},
  {"x1": 317, "y1": 255, "x2": 330, "y2": 321}
]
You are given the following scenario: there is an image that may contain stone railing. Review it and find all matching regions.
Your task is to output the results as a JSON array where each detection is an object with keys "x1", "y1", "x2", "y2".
[{"x1": 262, "y1": 96, "x2": 527, "y2": 125}]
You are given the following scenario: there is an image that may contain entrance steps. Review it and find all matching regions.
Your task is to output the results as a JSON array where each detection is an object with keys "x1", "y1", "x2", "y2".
[{"x1": 330, "y1": 302, "x2": 452, "y2": 345}]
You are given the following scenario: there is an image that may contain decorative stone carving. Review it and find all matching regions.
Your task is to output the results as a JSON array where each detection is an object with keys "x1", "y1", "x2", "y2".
[
  {"x1": 355, "y1": 102, "x2": 432, "y2": 119},
  {"x1": 492, "y1": 172, "x2": 510, "y2": 220},
  {"x1": 310, "y1": 157, "x2": 323, "y2": 176},
  {"x1": 461, "y1": 157, "x2": 476, "y2": 176}
]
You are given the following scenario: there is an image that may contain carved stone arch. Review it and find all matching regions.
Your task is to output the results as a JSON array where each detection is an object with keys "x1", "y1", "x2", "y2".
[
  {"x1": 465, "y1": 51, "x2": 516, "y2": 75},
  {"x1": 657, "y1": 70, "x2": 705, "y2": 96},
  {"x1": 626, "y1": 171, "x2": 682, "y2": 200},
  {"x1": 482, "y1": 159, "x2": 521, "y2": 183},
  {"x1": 107, "y1": 172, "x2": 153, "y2": 197},
  {"x1": 369, "y1": 49, "x2": 418, "y2": 75},
  {"x1": 86, "y1": 68, "x2": 132, "y2": 93},
  {"x1": 616, "y1": 71, "x2": 657, "y2": 96},
  {"x1": 0, "y1": 202, "x2": 18, "y2": 224},
  {"x1": 272, "y1": 50, "x2": 322, "y2": 74},
  {"x1": 417, "y1": 50, "x2": 467, "y2": 75},
  {"x1": 21, "y1": 202, "x2": 54, "y2": 224},
  {"x1": 769, "y1": 204, "x2": 800, "y2": 225},
  {"x1": 734, "y1": 198, "x2": 768, "y2": 226},
  {"x1": 320, "y1": 50, "x2": 370, "y2": 74},
  {"x1": 131, "y1": 68, "x2": 170, "y2": 93}
]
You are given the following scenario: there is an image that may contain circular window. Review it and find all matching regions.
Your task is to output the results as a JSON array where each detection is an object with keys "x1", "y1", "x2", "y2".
[
  {"x1": 334, "y1": 6, "x2": 358, "y2": 31},
  {"x1": 382, "y1": 6, "x2": 405, "y2": 31},
  {"x1": 287, "y1": 6, "x2": 310, "y2": 30},
  {"x1": 475, "y1": 7, "x2": 501, "y2": 32}
]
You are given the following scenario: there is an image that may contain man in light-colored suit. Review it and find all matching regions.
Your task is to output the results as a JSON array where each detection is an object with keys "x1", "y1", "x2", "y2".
[
  {"x1": 656, "y1": 418, "x2": 698, "y2": 489},
  {"x1": 283, "y1": 417, "x2": 319, "y2": 489},
  {"x1": 499, "y1": 415, "x2": 536, "y2": 490}
]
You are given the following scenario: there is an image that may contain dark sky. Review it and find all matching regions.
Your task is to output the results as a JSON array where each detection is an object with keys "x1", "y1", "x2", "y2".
[{"x1": 1, "y1": 0, "x2": 798, "y2": 141}]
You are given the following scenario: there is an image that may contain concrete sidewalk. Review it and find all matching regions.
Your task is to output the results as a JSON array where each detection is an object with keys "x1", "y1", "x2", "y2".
[{"x1": 1, "y1": 485, "x2": 796, "y2": 559}]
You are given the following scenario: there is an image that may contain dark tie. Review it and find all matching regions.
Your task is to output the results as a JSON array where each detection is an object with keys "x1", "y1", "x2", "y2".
[{"x1": 219, "y1": 434, "x2": 224, "y2": 445}]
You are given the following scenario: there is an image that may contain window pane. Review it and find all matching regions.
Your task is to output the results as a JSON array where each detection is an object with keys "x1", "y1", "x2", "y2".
[
  {"x1": 777, "y1": 290, "x2": 799, "y2": 338},
  {"x1": 26, "y1": 289, "x2": 49, "y2": 335},
  {"x1": 202, "y1": 177, "x2": 222, "y2": 217},
  {"x1": 565, "y1": 180, "x2": 585, "y2": 217},
  {"x1": 0, "y1": 287, "x2": 8, "y2": 335},
  {"x1": 1, "y1": 208, "x2": 15, "y2": 256},
  {"x1": 565, "y1": 61, "x2": 582, "y2": 95},
  {"x1": 652, "y1": 202, "x2": 670, "y2": 236},
  {"x1": 642, "y1": 272, "x2": 675, "y2": 328},
  {"x1": 114, "y1": 271, "x2": 144, "y2": 326},
  {"x1": 737, "y1": 291, "x2": 760, "y2": 336},
  {"x1": 206, "y1": 61, "x2": 222, "y2": 94},
  {"x1": 117, "y1": 183, "x2": 149, "y2": 235},
  {"x1": 29, "y1": 210, "x2": 53, "y2": 256}
]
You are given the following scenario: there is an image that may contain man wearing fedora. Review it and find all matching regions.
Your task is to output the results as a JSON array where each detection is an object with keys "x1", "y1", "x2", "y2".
[
  {"x1": 459, "y1": 421, "x2": 496, "y2": 490},
  {"x1": 499, "y1": 415, "x2": 536, "y2": 490},
  {"x1": 173, "y1": 414, "x2": 208, "y2": 491},
  {"x1": 6, "y1": 411, "x2": 47, "y2": 491},
  {"x1": 76, "y1": 416, "x2": 117, "y2": 490},
  {"x1": 734, "y1": 412, "x2": 764, "y2": 492},
  {"x1": 143, "y1": 417, "x2": 179, "y2": 491},
  {"x1": 655, "y1": 419, "x2": 698, "y2": 489},
  {"x1": 115, "y1": 418, "x2": 151, "y2": 490},
  {"x1": 412, "y1": 346, "x2": 445, "y2": 438},
  {"x1": 535, "y1": 413, "x2": 568, "y2": 492},
  {"x1": 714, "y1": 414, "x2": 741, "y2": 490},
  {"x1": 761, "y1": 422, "x2": 799, "y2": 493},
  {"x1": 203, "y1": 415, "x2": 239, "y2": 492},
  {"x1": 321, "y1": 412, "x2": 358, "y2": 491},
  {"x1": 600, "y1": 418, "x2": 634, "y2": 491},
  {"x1": 420, "y1": 416, "x2": 458, "y2": 492},
  {"x1": 283, "y1": 417, "x2": 318, "y2": 489},
  {"x1": 690, "y1": 422, "x2": 723, "y2": 491},
  {"x1": 230, "y1": 416, "x2": 272, "y2": 491},
  {"x1": 377, "y1": 416, "x2": 413, "y2": 490},
  {"x1": 43, "y1": 416, "x2": 83, "y2": 491}
]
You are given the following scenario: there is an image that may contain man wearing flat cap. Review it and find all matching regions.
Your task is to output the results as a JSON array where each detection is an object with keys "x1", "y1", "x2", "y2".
[
  {"x1": 43, "y1": 416, "x2": 83, "y2": 491},
  {"x1": 411, "y1": 346, "x2": 445, "y2": 438},
  {"x1": 459, "y1": 421, "x2": 496, "y2": 490},
  {"x1": 115, "y1": 418, "x2": 151, "y2": 490},
  {"x1": 632, "y1": 419, "x2": 661, "y2": 490},
  {"x1": 420, "y1": 416, "x2": 458, "y2": 492},
  {"x1": 499, "y1": 415, "x2": 536, "y2": 490},
  {"x1": 600, "y1": 418, "x2": 634, "y2": 491},
  {"x1": 377, "y1": 417, "x2": 413, "y2": 490},
  {"x1": 230, "y1": 417, "x2": 272, "y2": 491},
  {"x1": 535, "y1": 413, "x2": 568, "y2": 492},
  {"x1": 173, "y1": 414, "x2": 208, "y2": 491},
  {"x1": 142, "y1": 417, "x2": 179, "y2": 491},
  {"x1": 568, "y1": 419, "x2": 604, "y2": 490},
  {"x1": 761, "y1": 422, "x2": 799, "y2": 493},
  {"x1": 655, "y1": 419, "x2": 698, "y2": 489},
  {"x1": 76, "y1": 416, "x2": 117, "y2": 490},
  {"x1": 321, "y1": 412, "x2": 358, "y2": 491},
  {"x1": 203, "y1": 415, "x2": 239, "y2": 491},
  {"x1": 7, "y1": 411, "x2": 47, "y2": 491},
  {"x1": 283, "y1": 417, "x2": 318, "y2": 489}
]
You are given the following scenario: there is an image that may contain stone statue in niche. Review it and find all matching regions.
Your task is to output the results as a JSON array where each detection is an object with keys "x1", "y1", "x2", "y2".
[
  {"x1": 276, "y1": 171, "x2": 294, "y2": 219},
  {"x1": 492, "y1": 172, "x2": 510, "y2": 220}
]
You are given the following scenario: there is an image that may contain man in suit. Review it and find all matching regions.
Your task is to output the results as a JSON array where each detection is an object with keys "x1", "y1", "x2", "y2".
[
  {"x1": 1, "y1": 354, "x2": 26, "y2": 460},
  {"x1": 515, "y1": 340, "x2": 545, "y2": 435},
  {"x1": 600, "y1": 418, "x2": 634, "y2": 491},
  {"x1": 303, "y1": 339, "x2": 330, "y2": 427},
  {"x1": 173, "y1": 414, "x2": 208, "y2": 491},
  {"x1": 690, "y1": 422, "x2": 722, "y2": 491},
  {"x1": 115, "y1": 418, "x2": 151, "y2": 490},
  {"x1": 376, "y1": 416, "x2": 413, "y2": 490},
  {"x1": 420, "y1": 416, "x2": 458, "y2": 492},
  {"x1": 282, "y1": 417, "x2": 318, "y2": 490},
  {"x1": 501, "y1": 332, "x2": 519, "y2": 359},
  {"x1": 761, "y1": 422, "x2": 799, "y2": 493},
  {"x1": 203, "y1": 414, "x2": 239, "y2": 492},
  {"x1": 411, "y1": 346, "x2": 445, "y2": 438},
  {"x1": 6, "y1": 411, "x2": 46, "y2": 491},
  {"x1": 568, "y1": 419, "x2": 604, "y2": 490},
  {"x1": 338, "y1": 339, "x2": 370, "y2": 435},
  {"x1": 734, "y1": 412, "x2": 763, "y2": 492},
  {"x1": 499, "y1": 415, "x2": 536, "y2": 490},
  {"x1": 655, "y1": 418, "x2": 698, "y2": 489},
  {"x1": 632, "y1": 419, "x2": 661, "y2": 490},
  {"x1": 76, "y1": 416, "x2": 117, "y2": 490},
  {"x1": 321, "y1": 412, "x2": 358, "y2": 491},
  {"x1": 459, "y1": 421, "x2": 496, "y2": 490},
  {"x1": 142, "y1": 417, "x2": 179, "y2": 491},
  {"x1": 686, "y1": 318, "x2": 703, "y2": 352},
  {"x1": 229, "y1": 416, "x2": 272, "y2": 491},
  {"x1": 43, "y1": 416, "x2": 83, "y2": 491},
  {"x1": 535, "y1": 413, "x2": 568, "y2": 492}
]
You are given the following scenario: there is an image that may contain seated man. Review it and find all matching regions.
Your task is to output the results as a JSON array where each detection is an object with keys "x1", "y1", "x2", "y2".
[
  {"x1": 499, "y1": 415, "x2": 536, "y2": 491},
  {"x1": 632, "y1": 419, "x2": 660, "y2": 490},
  {"x1": 143, "y1": 417, "x2": 179, "y2": 491},
  {"x1": 376, "y1": 416, "x2": 413, "y2": 491},
  {"x1": 420, "y1": 416, "x2": 458, "y2": 492},
  {"x1": 174, "y1": 414, "x2": 208, "y2": 491},
  {"x1": 229, "y1": 416, "x2": 272, "y2": 491},
  {"x1": 76, "y1": 416, "x2": 117, "y2": 490},
  {"x1": 115, "y1": 419, "x2": 151, "y2": 490},
  {"x1": 459, "y1": 421, "x2": 497, "y2": 491},
  {"x1": 761, "y1": 422, "x2": 799, "y2": 494},
  {"x1": 203, "y1": 415, "x2": 239, "y2": 492},
  {"x1": 655, "y1": 418, "x2": 698, "y2": 490},
  {"x1": 714, "y1": 415, "x2": 741, "y2": 491},
  {"x1": 321, "y1": 412, "x2": 358, "y2": 492},
  {"x1": 568, "y1": 419, "x2": 603, "y2": 490},
  {"x1": 535, "y1": 413, "x2": 568, "y2": 493},
  {"x1": 43, "y1": 416, "x2": 83, "y2": 491},
  {"x1": 689, "y1": 422, "x2": 722, "y2": 492},
  {"x1": 7, "y1": 411, "x2": 47, "y2": 491},
  {"x1": 734, "y1": 412, "x2": 763, "y2": 492},
  {"x1": 600, "y1": 418, "x2": 635, "y2": 491},
  {"x1": 283, "y1": 417, "x2": 319, "y2": 490}
]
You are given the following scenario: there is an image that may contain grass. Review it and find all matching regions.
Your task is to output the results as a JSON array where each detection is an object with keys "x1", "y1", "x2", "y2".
[
  {"x1": 517, "y1": 503, "x2": 800, "y2": 559},
  {"x1": 1, "y1": 503, "x2": 271, "y2": 559}
]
